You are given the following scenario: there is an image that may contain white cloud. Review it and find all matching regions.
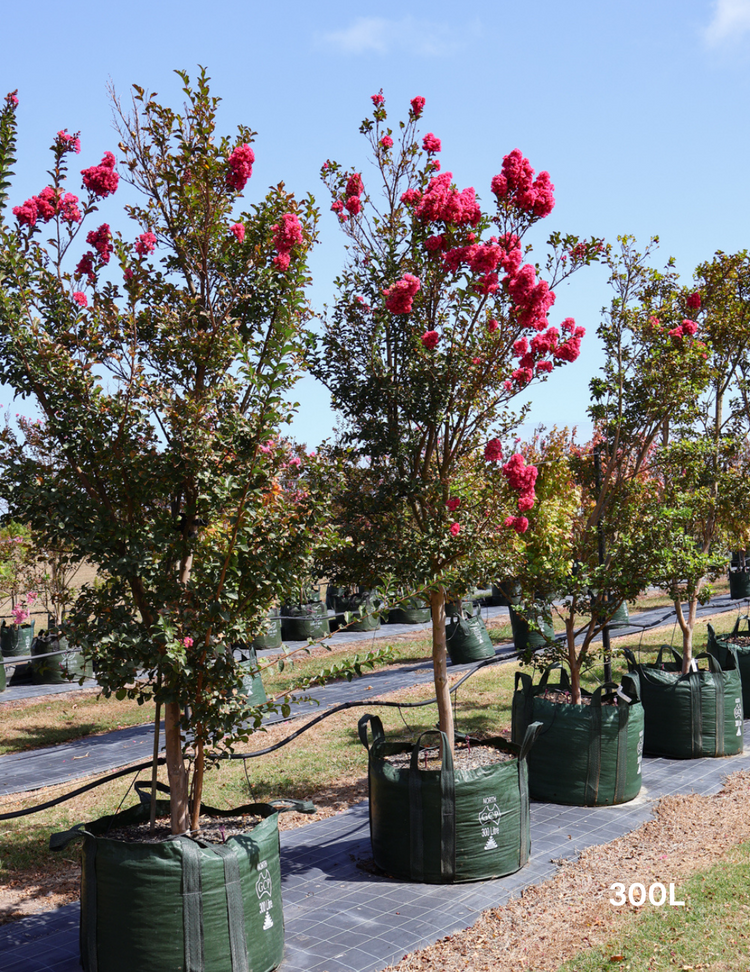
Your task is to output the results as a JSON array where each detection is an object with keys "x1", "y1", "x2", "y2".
[
  {"x1": 704, "y1": 0, "x2": 750, "y2": 46},
  {"x1": 316, "y1": 16, "x2": 475, "y2": 57}
]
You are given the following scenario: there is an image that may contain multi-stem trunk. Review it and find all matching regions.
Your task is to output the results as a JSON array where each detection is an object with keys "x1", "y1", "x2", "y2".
[
  {"x1": 164, "y1": 701, "x2": 190, "y2": 833},
  {"x1": 430, "y1": 586, "x2": 454, "y2": 757}
]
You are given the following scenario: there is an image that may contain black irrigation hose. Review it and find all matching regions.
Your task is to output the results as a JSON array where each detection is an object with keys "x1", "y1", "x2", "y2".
[
  {"x1": 1, "y1": 598, "x2": 739, "y2": 820},
  {"x1": 0, "y1": 650, "x2": 519, "y2": 820},
  {"x1": 0, "y1": 758, "x2": 166, "y2": 821}
]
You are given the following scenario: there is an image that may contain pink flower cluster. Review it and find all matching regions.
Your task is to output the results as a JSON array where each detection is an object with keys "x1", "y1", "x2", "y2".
[
  {"x1": 410, "y1": 96, "x2": 426, "y2": 117},
  {"x1": 491, "y1": 149, "x2": 555, "y2": 218},
  {"x1": 81, "y1": 151, "x2": 119, "y2": 198},
  {"x1": 226, "y1": 143, "x2": 255, "y2": 192},
  {"x1": 384, "y1": 273, "x2": 421, "y2": 314},
  {"x1": 504, "y1": 515, "x2": 529, "y2": 534},
  {"x1": 76, "y1": 252, "x2": 96, "y2": 283},
  {"x1": 371, "y1": 93, "x2": 385, "y2": 106},
  {"x1": 135, "y1": 231, "x2": 157, "y2": 256},
  {"x1": 272, "y1": 212, "x2": 303, "y2": 271},
  {"x1": 380, "y1": 135, "x2": 393, "y2": 150},
  {"x1": 87, "y1": 223, "x2": 113, "y2": 263},
  {"x1": 421, "y1": 329, "x2": 440, "y2": 349},
  {"x1": 6, "y1": 91, "x2": 18, "y2": 107},
  {"x1": 414, "y1": 172, "x2": 481, "y2": 227},
  {"x1": 230, "y1": 222, "x2": 245, "y2": 243},
  {"x1": 56, "y1": 130, "x2": 81, "y2": 154},
  {"x1": 502, "y1": 452, "x2": 538, "y2": 523},
  {"x1": 449, "y1": 522, "x2": 461, "y2": 537},
  {"x1": 484, "y1": 438, "x2": 503, "y2": 462},
  {"x1": 446, "y1": 497, "x2": 461, "y2": 511},
  {"x1": 422, "y1": 133, "x2": 441, "y2": 153},
  {"x1": 669, "y1": 319, "x2": 699, "y2": 343},
  {"x1": 13, "y1": 187, "x2": 81, "y2": 228},
  {"x1": 72, "y1": 291, "x2": 87, "y2": 307},
  {"x1": 182, "y1": 636, "x2": 194, "y2": 648},
  {"x1": 686, "y1": 292, "x2": 701, "y2": 311},
  {"x1": 11, "y1": 604, "x2": 30, "y2": 625}
]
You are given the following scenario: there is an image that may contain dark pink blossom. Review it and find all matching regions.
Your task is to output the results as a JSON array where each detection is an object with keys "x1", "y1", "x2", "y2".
[
  {"x1": 554, "y1": 336, "x2": 582, "y2": 362},
  {"x1": 76, "y1": 252, "x2": 96, "y2": 283},
  {"x1": 226, "y1": 143, "x2": 255, "y2": 192},
  {"x1": 384, "y1": 273, "x2": 421, "y2": 314},
  {"x1": 682, "y1": 319, "x2": 698, "y2": 336},
  {"x1": 487, "y1": 318, "x2": 499, "y2": 333},
  {"x1": 420, "y1": 329, "x2": 440, "y2": 349},
  {"x1": 81, "y1": 151, "x2": 119, "y2": 198},
  {"x1": 331, "y1": 199, "x2": 344, "y2": 214},
  {"x1": 517, "y1": 493, "x2": 536, "y2": 511},
  {"x1": 346, "y1": 173, "x2": 364, "y2": 197},
  {"x1": 491, "y1": 148, "x2": 555, "y2": 218},
  {"x1": 13, "y1": 198, "x2": 38, "y2": 227},
  {"x1": 60, "y1": 193, "x2": 81, "y2": 223},
  {"x1": 535, "y1": 360, "x2": 553, "y2": 374},
  {"x1": 401, "y1": 188, "x2": 422, "y2": 205},
  {"x1": 86, "y1": 223, "x2": 113, "y2": 264},
  {"x1": 449, "y1": 522, "x2": 461, "y2": 537},
  {"x1": 668, "y1": 325, "x2": 684, "y2": 343},
  {"x1": 371, "y1": 93, "x2": 385, "y2": 106},
  {"x1": 422, "y1": 133, "x2": 441, "y2": 153},
  {"x1": 230, "y1": 223, "x2": 245, "y2": 243},
  {"x1": 56, "y1": 130, "x2": 81, "y2": 154},
  {"x1": 686, "y1": 291, "x2": 701, "y2": 310},
  {"x1": 72, "y1": 291, "x2": 87, "y2": 307},
  {"x1": 415, "y1": 172, "x2": 481, "y2": 227},
  {"x1": 484, "y1": 438, "x2": 503, "y2": 462},
  {"x1": 345, "y1": 195, "x2": 362, "y2": 215},
  {"x1": 504, "y1": 515, "x2": 529, "y2": 534},
  {"x1": 6, "y1": 92, "x2": 18, "y2": 107},
  {"x1": 424, "y1": 234, "x2": 445, "y2": 252},
  {"x1": 272, "y1": 212, "x2": 303, "y2": 271},
  {"x1": 135, "y1": 231, "x2": 157, "y2": 256},
  {"x1": 512, "y1": 367, "x2": 534, "y2": 386},
  {"x1": 446, "y1": 497, "x2": 461, "y2": 512},
  {"x1": 380, "y1": 135, "x2": 393, "y2": 149},
  {"x1": 410, "y1": 96, "x2": 426, "y2": 117}
]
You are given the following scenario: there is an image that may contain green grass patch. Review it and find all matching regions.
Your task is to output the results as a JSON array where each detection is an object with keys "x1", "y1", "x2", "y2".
[{"x1": 557, "y1": 840, "x2": 750, "y2": 971}]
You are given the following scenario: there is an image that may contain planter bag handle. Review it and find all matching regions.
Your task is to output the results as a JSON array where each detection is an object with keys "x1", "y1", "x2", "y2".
[
  {"x1": 620, "y1": 671, "x2": 641, "y2": 704},
  {"x1": 358, "y1": 713, "x2": 385, "y2": 751},
  {"x1": 694, "y1": 650, "x2": 728, "y2": 674},
  {"x1": 538, "y1": 663, "x2": 571, "y2": 692},
  {"x1": 408, "y1": 729, "x2": 455, "y2": 882},
  {"x1": 653, "y1": 645, "x2": 683, "y2": 668},
  {"x1": 587, "y1": 682, "x2": 631, "y2": 805},
  {"x1": 518, "y1": 720, "x2": 543, "y2": 762},
  {"x1": 622, "y1": 646, "x2": 638, "y2": 672}
]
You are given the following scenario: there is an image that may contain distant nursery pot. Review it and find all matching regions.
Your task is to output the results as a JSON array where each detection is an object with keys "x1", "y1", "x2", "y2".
[
  {"x1": 1, "y1": 619, "x2": 35, "y2": 658},
  {"x1": 445, "y1": 607, "x2": 495, "y2": 664},
  {"x1": 708, "y1": 619, "x2": 750, "y2": 717},
  {"x1": 387, "y1": 596, "x2": 431, "y2": 625},
  {"x1": 508, "y1": 607, "x2": 554, "y2": 652},
  {"x1": 280, "y1": 601, "x2": 330, "y2": 641},
  {"x1": 332, "y1": 592, "x2": 381, "y2": 632},
  {"x1": 31, "y1": 632, "x2": 93, "y2": 685}
]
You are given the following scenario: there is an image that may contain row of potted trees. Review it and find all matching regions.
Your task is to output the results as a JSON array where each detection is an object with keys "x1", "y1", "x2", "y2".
[{"x1": 2, "y1": 74, "x2": 750, "y2": 972}]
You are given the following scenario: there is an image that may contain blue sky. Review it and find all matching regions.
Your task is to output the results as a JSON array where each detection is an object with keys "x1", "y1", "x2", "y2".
[{"x1": 3, "y1": 0, "x2": 750, "y2": 446}]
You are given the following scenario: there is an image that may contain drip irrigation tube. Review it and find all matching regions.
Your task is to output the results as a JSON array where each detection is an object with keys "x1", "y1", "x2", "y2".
[{"x1": 0, "y1": 599, "x2": 737, "y2": 821}]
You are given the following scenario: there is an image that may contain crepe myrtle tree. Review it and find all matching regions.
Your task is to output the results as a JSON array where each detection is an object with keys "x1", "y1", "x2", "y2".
[
  {"x1": 648, "y1": 250, "x2": 750, "y2": 668},
  {"x1": 513, "y1": 239, "x2": 712, "y2": 698},
  {"x1": 311, "y1": 91, "x2": 603, "y2": 749},
  {"x1": 0, "y1": 73, "x2": 345, "y2": 834}
]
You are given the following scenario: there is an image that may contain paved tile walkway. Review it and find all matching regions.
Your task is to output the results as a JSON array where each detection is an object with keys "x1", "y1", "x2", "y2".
[{"x1": 2, "y1": 734, "x2": 749, "y2": 972}]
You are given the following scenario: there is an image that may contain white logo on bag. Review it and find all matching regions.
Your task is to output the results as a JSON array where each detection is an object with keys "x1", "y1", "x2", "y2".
[
  {"x1": 255, "y1": 867, "x2": 272, "y2": 900},
  {"x1": 484, "y1": 835, "x2": 498, "y2": 850},
  {"x1": 735, "y1": 698, "x2": 743, "y2": 735},
  {"x1": 262, "y1": 912, "x2": 274, "y2": 930},
  {"x1": 636, "y1": 730, "x2": 644, "y2": 774},
  {"x1": 478, "y1": 796, "x2": 511, "y2": 847}
]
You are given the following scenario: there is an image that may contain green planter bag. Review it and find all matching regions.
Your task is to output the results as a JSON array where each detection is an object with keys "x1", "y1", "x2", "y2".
[
  {"x1": 446, "y1": 609, "x2": 495, "y2": 664},
  {"x1": 358, "y1": 714, "x2": 542, "y2": 884},
  {"x1": 509, "y1": 606, "x2": 554, "y2": 652},
  {"x1": 50, "y1": 792, "x2": 313, "y2": 972},
  {"x1": 387, "y1": 596, "x2": 431, "y2": 625},
  {"x1": 511, "y1": 664, "x2": 644, "y2": 806},
  {"x1": 489, "y1": 580, "x2": 521, "y2": 607},
  {"x1": 235, "y1": 645, "x2": 268, "y2": 707},
  {"x1": 0, "y1": 661, "x2": 5, "y2": 692},
  {"x1": 708, "y1": 619, "x2": 750, "y2": 717},
  {"x1": 31, "y1": 633, "x2": 93, "y2": 685},
  {"x1": 250, "y1": 613, "x2": 282, "y2": 652},
  {"x1": 1, "y1": 619, "x2": 35, "y2": 658},
  {"x1": 280, "y1": 601, "x2": 330, "y2": 641},
  {"x1": 729, "y1": 570, "x2": 750, "y2": 600},
  {"x1": 332, "y1": 593, "x2": 381, "y2": 632},
  {"x1": 625, "y1": 646, "x2": 744, "y2": 759}
]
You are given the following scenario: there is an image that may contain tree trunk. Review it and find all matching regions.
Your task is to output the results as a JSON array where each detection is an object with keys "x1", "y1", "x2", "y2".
[
  {"x1": 164, "y1": 701, "x2": 190, "y2": 833},
  {"x1": 430, "y1": 587, "x2": 454, "y2": 757},
  {"x1": 679, "y1": 596, "x2": 698, "y2": 673},
  {"x1": 566, "y1": 617, "x2": 582, "y2": 704},
  {"x1": 190, "y1": 739, "x2": 204, "y2": 832}
]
